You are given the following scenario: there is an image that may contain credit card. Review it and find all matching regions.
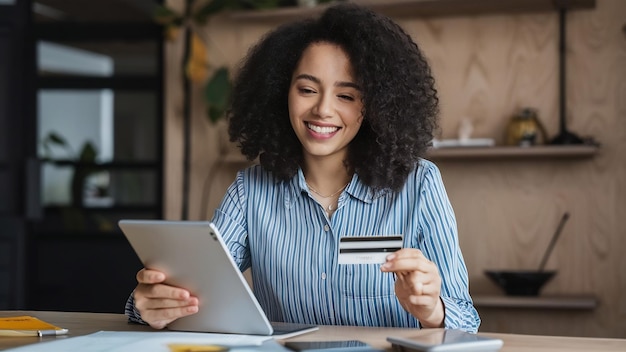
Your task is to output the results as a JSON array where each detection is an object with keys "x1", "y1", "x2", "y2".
[{"x1": 338, "y1": 235, "x2": 403, "y2": 265}]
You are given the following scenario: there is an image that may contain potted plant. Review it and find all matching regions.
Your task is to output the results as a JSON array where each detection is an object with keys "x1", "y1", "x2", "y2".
[{"x1": 41, "y1": 131, "x2": 99, "y2": 208}]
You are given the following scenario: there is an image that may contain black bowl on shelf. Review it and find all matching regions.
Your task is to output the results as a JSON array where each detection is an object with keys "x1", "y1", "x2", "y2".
[{"x1": 485, "y1": 270, "x2": 556, "y2": 296}]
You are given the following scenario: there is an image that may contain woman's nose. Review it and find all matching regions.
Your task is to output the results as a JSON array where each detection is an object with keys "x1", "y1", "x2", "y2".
[{"x1": 312, "y1": 94, "x2": 333, "y2": 118}]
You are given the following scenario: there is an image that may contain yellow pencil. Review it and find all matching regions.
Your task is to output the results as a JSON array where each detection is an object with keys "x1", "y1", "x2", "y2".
[{"x1": 168, "y1": 344, "x2": 229, "y2": 352}]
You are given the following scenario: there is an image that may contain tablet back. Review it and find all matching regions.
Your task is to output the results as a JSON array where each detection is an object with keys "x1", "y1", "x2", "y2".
[{"x1": 119, "y1": 220, "x2": 274, "y2": 335}]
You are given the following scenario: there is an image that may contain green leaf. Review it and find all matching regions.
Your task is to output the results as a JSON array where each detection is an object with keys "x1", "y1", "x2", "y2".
[
  {"x1": 79, "y1": 142, "x2": 98, "y2": 163},
  {"x1": 42, "y1": 131, "x2": 72, "y2": 159},
  {"x1": 47, "y1": 131, "x2": 68, "y2": 147},
  {"x1": 194, "y1": 0, "x2": 230, "y2": 24},
  {"x1": 204, "y1": 67, "x2": 232, "y2": 123},
  {"x1": 208, "y1": 105, "x2": 225, "y2": 124},
  {"x1": 153, "y1": 5, "x2": 183, "y2": 26}
]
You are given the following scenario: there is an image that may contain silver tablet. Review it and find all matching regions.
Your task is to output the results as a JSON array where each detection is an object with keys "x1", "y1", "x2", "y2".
[{"x1": 119, "y1": 220, "x2": 317, "y2": 337}]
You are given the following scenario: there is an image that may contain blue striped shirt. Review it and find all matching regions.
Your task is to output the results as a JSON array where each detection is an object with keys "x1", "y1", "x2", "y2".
[{"x1": 125, "y1": 159, "x2": 480, "y2": 332}]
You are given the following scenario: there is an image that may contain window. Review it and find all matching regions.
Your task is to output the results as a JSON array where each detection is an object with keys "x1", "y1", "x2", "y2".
[
  {"x1": 28, "y1": 0, "x2": 163, "y2": 313},
  {"x1": 34, "y1": 0, "x2": 163, "y2": 234}
]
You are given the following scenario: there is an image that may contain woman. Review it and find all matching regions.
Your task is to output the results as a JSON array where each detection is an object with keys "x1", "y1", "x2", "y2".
[{"x1": 126, "y1": 3, "x2": 480, "y2": 333}]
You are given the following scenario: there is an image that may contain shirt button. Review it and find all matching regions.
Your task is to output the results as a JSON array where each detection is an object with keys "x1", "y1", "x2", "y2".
[
  {"x1": 321, "y1": 273, "x2": 327, "y2": 280},
  {"x1": 324, "y1": 224, "x2": 330, "y2": 231}
]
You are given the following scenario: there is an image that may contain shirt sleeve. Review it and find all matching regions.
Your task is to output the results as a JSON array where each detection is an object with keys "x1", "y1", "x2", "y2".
[
  {"x1": 211, "y1": 169, "x2": 252, "y2": 272},
  {"x1": 124, "y1": 291, "x2": 148, "y2": 325},
  {"x1": 417, "y1": 161, "x2": 481, "y2": 333},
  {"x1": 123, "y1": 170, "x2": 253, "y2": 325}
]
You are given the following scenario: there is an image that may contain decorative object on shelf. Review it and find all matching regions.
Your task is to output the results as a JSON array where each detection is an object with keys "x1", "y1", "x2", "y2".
[
  {"x1": 551, "y1": 8, "x2": 584, "y2": 145},
  {"x1": 431, "y1": 138, "x2": 495, "y2": 149},
  {"x1": 485, "y1": 270, "x2": 556, "y2": 296},
  {"x1": 485, "y1": 212, "x2": 570, "y2": 296},
  {"x1": 536, "y1": 212, "x2": 570, "y2": 272},
  {"x1": 505, "y1": 107, "x2": 548, "y2": 147},
  {"x1": 431, "y1": 117, "x2": 495, "y2": 149},
  {"x1": 458, "y1": 117, "x2": 473, "y2": 142}
]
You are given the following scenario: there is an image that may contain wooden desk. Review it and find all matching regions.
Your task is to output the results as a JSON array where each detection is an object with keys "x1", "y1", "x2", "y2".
[{"x1": 1, "y1": 310, "x2": 625, "y2": 351}]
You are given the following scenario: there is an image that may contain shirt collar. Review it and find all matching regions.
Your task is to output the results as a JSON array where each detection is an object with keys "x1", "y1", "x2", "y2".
[{"x1": 291, "y1": 168, "x2": 385, "y2": 205}]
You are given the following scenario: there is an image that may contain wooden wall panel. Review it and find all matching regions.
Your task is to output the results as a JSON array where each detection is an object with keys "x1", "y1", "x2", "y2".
[
  {"x1": 163, "y1": 0, "x2": 626, "y2": 337},
  {"x1": 401, "y1": 13, "x2": 560, "y2": 143}
]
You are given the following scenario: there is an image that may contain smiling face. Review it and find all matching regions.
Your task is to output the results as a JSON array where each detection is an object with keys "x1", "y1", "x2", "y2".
[{"x1": 288, "y1": 42, "x2": 364, "y2": 163}]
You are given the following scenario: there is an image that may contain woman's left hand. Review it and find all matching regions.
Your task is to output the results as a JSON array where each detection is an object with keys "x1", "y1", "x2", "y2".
[{"x1": 380, "y1": 248, "x2": 444, "y2": 328}]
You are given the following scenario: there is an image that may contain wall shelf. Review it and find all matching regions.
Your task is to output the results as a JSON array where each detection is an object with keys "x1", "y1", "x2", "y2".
[
  {"x1": 474, "y1": 295, "x2": 598, "y2": 310},
  {"x1": 215, "y1": 146, "x2": 599, "y2": 163},
  {"x1": 42, "y1": 160, "x2": 159, "y2": 169},
  {"x1": 230, "y1": 0, "x2": 596, "y2": 21},
  {"x1": 427, "y1": 145, "x2": 599, "y2": 160}
]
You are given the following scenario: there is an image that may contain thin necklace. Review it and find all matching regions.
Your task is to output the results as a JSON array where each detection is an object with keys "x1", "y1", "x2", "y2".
[{"x1": 306, "y1": 182, "x2": 349, "y2": 199}]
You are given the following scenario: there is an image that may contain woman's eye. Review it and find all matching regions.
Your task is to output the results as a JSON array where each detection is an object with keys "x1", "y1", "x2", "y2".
[
  {"x1": 338, "y1": 94, "x2": 355, "y2": 101},
  {"x1": 298, "y1": 87, "x2": 315, "y2": 94}
]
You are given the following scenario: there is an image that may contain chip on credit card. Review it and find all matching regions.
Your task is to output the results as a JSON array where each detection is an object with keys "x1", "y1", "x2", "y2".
[{"x1": 338, "y1": 235, "x2": 403, "y2": 265}]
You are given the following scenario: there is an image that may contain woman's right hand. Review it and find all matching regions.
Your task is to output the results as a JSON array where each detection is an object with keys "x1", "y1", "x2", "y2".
[{"x1": 133, "y1": 268, "x2": 199, "y2": 329}]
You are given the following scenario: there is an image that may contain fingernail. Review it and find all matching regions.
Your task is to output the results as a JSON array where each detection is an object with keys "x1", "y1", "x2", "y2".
[
  {"x1": 380, "y1": 263, "x2": 390, "y2": 270},
  {"x1": 386, "y1": 254, "x2": 396, "y2": 261}
]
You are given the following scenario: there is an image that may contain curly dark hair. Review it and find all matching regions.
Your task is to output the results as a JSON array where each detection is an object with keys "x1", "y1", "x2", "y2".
[{"x1": 228, "y1": 2, "x2": 439, "y2": 192}]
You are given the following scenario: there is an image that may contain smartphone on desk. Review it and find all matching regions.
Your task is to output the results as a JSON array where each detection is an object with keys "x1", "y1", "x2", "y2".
[
  {"x1": 387, "y1": 329, "x2": 503, "y2": 352},
  {"x1": 284, "y1": 340, "x2": 377, "y2": 352}
]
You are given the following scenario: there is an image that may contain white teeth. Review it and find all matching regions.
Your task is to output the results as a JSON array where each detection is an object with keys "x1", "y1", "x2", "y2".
[{"x1": 306, "y1": 122, "x2": 339, "y2": 134}]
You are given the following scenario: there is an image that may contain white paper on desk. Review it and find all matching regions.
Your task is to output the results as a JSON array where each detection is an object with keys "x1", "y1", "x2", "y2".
[{"x1": 5, "y1": 331, "x2": 273, "y2": 352}]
